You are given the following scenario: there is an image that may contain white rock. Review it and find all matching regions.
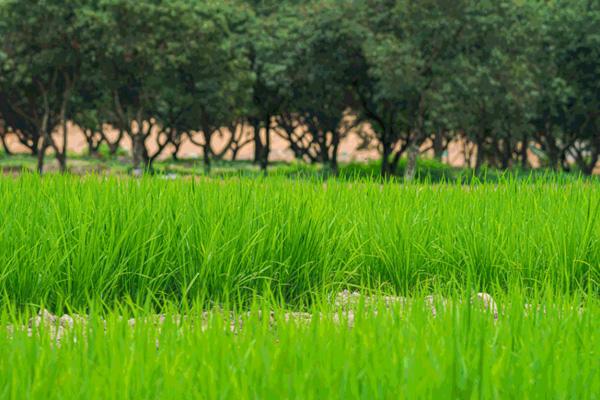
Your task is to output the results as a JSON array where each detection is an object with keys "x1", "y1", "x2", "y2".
[
  {"x1": 472, "y1": 292, "x2": 498, "y2": 319},
  {"x1": 59, "y1": 314, "x2": 74, "y2": 328}
]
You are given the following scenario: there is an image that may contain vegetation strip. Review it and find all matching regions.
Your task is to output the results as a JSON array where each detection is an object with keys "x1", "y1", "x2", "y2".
[
  {"x1": 1, "y1": 296, "x2": 597, "y2": 398},
  {"x1": 1, "y1": 175, "x2": 598, "y2": 309},
  {"x1": 0, "y1": 1, "x2": 598, "y2": 176}
]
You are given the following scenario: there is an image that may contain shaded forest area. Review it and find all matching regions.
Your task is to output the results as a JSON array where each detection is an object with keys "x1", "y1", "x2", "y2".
[{"x1": 0, "y1": 0, "x2": 598, "y2": 177}]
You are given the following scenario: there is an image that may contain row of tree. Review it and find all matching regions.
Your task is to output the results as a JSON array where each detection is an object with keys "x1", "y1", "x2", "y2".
[{"x1": 0, "y1": 0, "x2": 598, "y2": 176}]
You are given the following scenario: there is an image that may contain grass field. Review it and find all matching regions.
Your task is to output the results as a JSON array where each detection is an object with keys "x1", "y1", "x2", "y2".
[
  {"x1": 0, "y1": 174, "x2": 598, "y2": 399},
  {"x1": 2, "y1": 303, "x2": 598, "y2": 399}
]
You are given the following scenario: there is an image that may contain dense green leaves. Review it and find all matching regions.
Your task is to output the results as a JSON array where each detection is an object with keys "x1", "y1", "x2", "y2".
[
  {"x1": 0, "y1": 0, "x2": 598, "y2": 175},
  {"x1": 530, "y1": 0, "x2": 600, "y2": 173},
  {"x1": 0, "y1": 175, "x2": 598, "y2": 306},
  {"x1": 1, "y1": 303, "x2": 598, "y2": 399},
  {"x1": 0, "y1": 0, "x2": 90, "y2": 171}
]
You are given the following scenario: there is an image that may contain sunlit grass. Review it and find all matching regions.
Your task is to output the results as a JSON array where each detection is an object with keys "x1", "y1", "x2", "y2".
[
  {"x1": 0, "y1": 174, "x2": 598, "y2": 310},
  {"x1": 0, "y1": 174, "x2": 598, "y2": 398},
  {"x1": 0, "y1": 298, "x2": 597, "y2": 399}
]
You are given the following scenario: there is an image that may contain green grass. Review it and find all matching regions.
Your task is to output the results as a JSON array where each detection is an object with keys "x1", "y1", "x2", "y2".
[
  {"x1": 1, "y1": 300, "x2": 598, "y2": 399},
  {"x1": 3, "y1": 150, "x2": 596, "y2": 184},
  {"x1": 0, "y1": 174, "x2": 598, "y2": 309},
  {"x1": 0, "y1": 174, "x2": 598, "y2": 399}
]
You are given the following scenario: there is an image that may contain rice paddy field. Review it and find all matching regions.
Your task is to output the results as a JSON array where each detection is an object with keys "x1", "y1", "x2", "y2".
[{"x1": 0, "y1": 174, "x2": 599, "y2": 399}]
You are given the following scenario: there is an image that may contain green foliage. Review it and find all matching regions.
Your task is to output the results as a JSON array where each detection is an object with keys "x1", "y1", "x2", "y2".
[
  {"x1": 0, "y1": 175, "x2": 598, "y2": 308},
  {"x1": 0, "y1": 0, "x2": 598, "y2": 175},
  {"x1": 0, "y1": 301, "x2": 598, "y2": 399},
  {"x1": 530, "y1": 0, "x2": 600, "y2": 173},
  {"x1": 0, "y1": 0, "x2": 89, "y2": 165}
]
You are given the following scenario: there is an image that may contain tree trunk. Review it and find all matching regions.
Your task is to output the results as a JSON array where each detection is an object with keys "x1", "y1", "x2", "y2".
[
  {"x1": 36, "y1": 108, "x2": 51, "y2": 174},
  {"x1": 202, "y1": 144, "x2": 211, "y2": 175},
  {"x1": 13, "y1": 128, "x2": 41, "y2": 156},
  {"x1": 131, "y1": 134, "x2": 146, "y2": 174},
  {"x1": 500, "y1": 139, "x2": 511, "y2": 170},
  {"x1": 251, "y1": 118, "x2": 262, "y2": 165},
  {"x1": 381, "y1": 139, "x2": 392, "y2": 178},
  {"x1": 475, "y1": 135, "x2": 485, "y2": 173},
  {"x1": 86, "y1": 134, "x2": 96, "y2": 157},
  {"x1": 85, "y1": 129, "x2": 101, "y2": 157},
  {"x1": 171, "y1": 140, "x2": 181, "y2": 161},
  {"x1": 560, "y1": 151, "x2": 570, "y2": 172},
  {"x1": 404, "y1": 143, "x2": 419, "y2": 182},
  {"x1": 108, "y1": 129, "x2": 124, "y2": 156},
  {"x1": 405, "y1": 96, "x2": 426, "y2": 180},
  {"x1": 520, "y1": 134, "x2": 529, "y2": 170},
  {"x1": 259, "y1": 118, "x2": 270, "y2": 172},
  {"x1": 56, "y1": 152, "x2": 66, "y2": 173},
  {"x1": 318, "y1": 131, "x2": 329, "y2": 164},
  {"x1": 57, "y1": 120, "x2": 68, "y2": 173},
  {"x1": 575, "y1": 147, "x2": 599, "y2": 176},
  {"x1": 231, "y1": 148, "x2": 239, "y2": 161},
  {"x1": 433, "y1": 130, "x2": 445, "y2": 160},
  {"x1": 545, "y1": 138, "x2": 560, "y2": 170},
  {"x1": 329, "y1": 132, "x2": 340, "y2": 176},
  {"x1": 37, "y1": 136, "x2": 48, "y2": 174},
  {"x1": 109, "y1": 141, "x2": 119, "y2": 156}
]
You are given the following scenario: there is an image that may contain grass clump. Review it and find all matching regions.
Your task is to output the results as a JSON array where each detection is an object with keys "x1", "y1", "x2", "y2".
[
  {"x1": 0, "y1": 174, "x2": 597, "y2": 310},
  {"x1": 0, "y1": 174, "x2": 598, "y2": 399},
  {"x1": 0, "y1": 299, "x2": 597, "y2": 399}
]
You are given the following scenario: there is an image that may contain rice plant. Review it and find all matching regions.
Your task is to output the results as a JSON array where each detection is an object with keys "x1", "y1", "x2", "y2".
[
  {"x1": 0, "y1": 174, "x2": 598, "y2": 399},
  {"x1": 0, "y1": 174, "x2": 598, "y2": 310}
]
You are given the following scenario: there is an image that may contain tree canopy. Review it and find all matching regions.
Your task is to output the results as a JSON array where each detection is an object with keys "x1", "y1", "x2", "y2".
[{"x1": 0, "y1": 0, "x2": 598, "y2": 176}]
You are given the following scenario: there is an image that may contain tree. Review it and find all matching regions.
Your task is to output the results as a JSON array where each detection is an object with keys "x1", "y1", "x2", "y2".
[
  {"x1": 531, "y1": 0, "x2": 600, "y2": 175},
  {"x1": 71, "y1": 66, "x2": 117, "y2": 157},
  {"x1": 81, "y1": 0, "x2": 253, "y2": 174},
  {"x1": 274, "y1": 1, "x2": 361, "y2": 175},
  {"x1": 448, "y1": 1, "x2": 539, "y2": 172},
  {"x1": 77, "y1": 0, "x2": 171, "y2": 172},
  {"x1": 355, "y1": 0, "x2": 469, "y2": 178},
  {"x1": 160, "y1": 1, "x2": 253, "y2": 174},
  {"x1": 243, "y1": 1, "x2": 301, "y2": 172},
  {"x1": 0, "y1": 0, "x2": 87, "y2": 173},
  {"x1": 0, "y1": 95, "x2": 40, "y2": 156}
]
